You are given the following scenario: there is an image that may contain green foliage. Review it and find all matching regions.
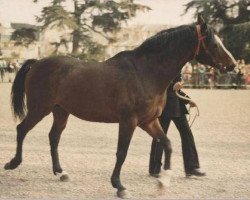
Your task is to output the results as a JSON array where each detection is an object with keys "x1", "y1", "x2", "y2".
[
  {"x1": 35, "y1": 0, "x2": 150, "y2": 61},
  {"x1": 222, "y1": 22, "x2": 250, "y2": 61},
  {"x1": 73, "y1": 40, "x2": 106, "y2": 62},
  {"x1": 36, "y1": 5, "x2": 77, "y2": 30},
  {"x1": 11, "y1": 28, "x2": 38, "y2": 47},
  {"x1": 65, "y1": 34, "x2": 106, "y2": 62},
  {"x1": 184, "y1": 0, "x2": 250, "y2": 62},
  {"x1": 91, "y1": 0, "x2": 150, "y2": 32},
  {"x1": 50, "y1": 38, "x2": 69, "y2": 54}
]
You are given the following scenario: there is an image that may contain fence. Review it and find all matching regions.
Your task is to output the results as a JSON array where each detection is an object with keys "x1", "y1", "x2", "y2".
[
  {"x1": 182, "y1": 72, "x2": 250, "y2": 89},
  {"x1": 0, "y1": 68, "x2": 17, "y2": 83},
  {"x1": 1, "y1": 69, "x2": 250, "y2": 89}
]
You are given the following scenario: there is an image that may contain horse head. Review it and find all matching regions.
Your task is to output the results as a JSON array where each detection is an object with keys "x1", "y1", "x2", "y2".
[{"x1": 194, "y1": 14, "x2": 237, "y2": 72}]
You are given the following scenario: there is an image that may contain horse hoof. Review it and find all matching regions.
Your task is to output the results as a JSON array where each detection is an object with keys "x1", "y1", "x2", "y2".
[
  {"x1": 4, "y1": 160, "x2": 20, "y2": 170},
  {"x1": 56, "y1": 171, "x2": 69, "y2": 182},
  {"x1": 117, "y1": 190, "x2": 131, "y2": 199},
  {"x1": 4, "y1": 162, "x2": 12, "y2": 170},
  {"x1": 157, "y1": 170, "x2": 172, "y2": 188},
  {"x1": 60, "y1": 174, "x2": 69, "y2": 182}
]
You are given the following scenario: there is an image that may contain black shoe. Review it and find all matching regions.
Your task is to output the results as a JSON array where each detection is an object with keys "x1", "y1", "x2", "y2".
[
  {"x1": 186, "y1": 169, "x2": 206, "y2": 177},
  {"x1": 149, "y1": 173, "x2": 160, "y2": 178}
]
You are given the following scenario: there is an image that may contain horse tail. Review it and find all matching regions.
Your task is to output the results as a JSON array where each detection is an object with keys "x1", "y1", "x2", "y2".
[{"x1": 11, "y1": 59, "x2": 37, "y2": 120}]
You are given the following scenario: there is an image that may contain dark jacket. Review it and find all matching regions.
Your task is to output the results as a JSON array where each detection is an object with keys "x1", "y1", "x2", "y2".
[{"x1": 161, "y1": 75, "x2": 189, "y2": 118}]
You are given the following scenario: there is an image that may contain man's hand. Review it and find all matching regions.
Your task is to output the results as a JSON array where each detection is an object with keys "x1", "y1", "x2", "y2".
[
  {"x1": 173, "y1": 82, "x2": 183, "y2": 91},
  {"x1": 189, "y1": 101, "x2": 197, "y2": 107}
]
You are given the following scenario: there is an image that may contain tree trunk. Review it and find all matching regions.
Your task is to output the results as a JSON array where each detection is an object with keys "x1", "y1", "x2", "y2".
[
  {"x1": 71, "y1": 0, "x2": 81, "y2": 54},
  {"x1": 72, "y1": 30, "x2": 80, "y2": 54}
]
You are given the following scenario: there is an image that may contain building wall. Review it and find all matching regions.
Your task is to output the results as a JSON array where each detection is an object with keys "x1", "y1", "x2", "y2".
[{"x1": 0, "y1": 24, "x2": 39, "y2": 61}]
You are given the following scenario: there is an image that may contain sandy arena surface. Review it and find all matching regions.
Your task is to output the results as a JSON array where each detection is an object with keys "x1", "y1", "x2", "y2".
[{"x1": 0, "y1": 83, "x2": 249, "y2": 199}]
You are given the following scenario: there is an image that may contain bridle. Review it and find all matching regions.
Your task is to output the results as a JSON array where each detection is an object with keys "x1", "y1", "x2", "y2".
[
  {"x1": 174, "y1": 26, "x2": 209, "y2": 128},
  {"x1": 175, "y1": 25, "x2": 205, "y2": 128},
  {"x1": 193, "y1": 25, "x2": 217, "y2": 65},
  {"x1": 175, "y1": 25, "x2": 231, "y2": 128},
  {"x1": 193, "y1": 25, "x2": 207, "y2": 59}
]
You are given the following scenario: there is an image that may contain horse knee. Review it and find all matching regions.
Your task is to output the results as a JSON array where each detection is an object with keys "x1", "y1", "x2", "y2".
[
  {"x1": 16, "y1": 123, "x2": 26, "y2": 138},
  {"x1": 16, "y1": 123, "x2": 22, "y2": 132}
]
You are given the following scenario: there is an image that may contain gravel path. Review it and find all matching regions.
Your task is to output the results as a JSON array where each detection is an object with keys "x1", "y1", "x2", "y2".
[{"x1": 0, "y1": 83, "x2": 249, "y2": 199}]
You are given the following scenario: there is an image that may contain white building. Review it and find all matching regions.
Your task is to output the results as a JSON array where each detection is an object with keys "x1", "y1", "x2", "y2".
[{"x1": 0, "y1": 23, "x2": 170, "y2": 61}]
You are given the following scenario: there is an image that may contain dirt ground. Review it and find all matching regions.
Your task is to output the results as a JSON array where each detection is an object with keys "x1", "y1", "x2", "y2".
[{"x1": 0, "y1": 83, "x2": 249, "y2": 199}]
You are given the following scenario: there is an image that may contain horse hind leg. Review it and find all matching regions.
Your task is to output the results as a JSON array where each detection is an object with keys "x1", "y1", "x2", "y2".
[
  {"x1": 49, "y1": 105, "x2": 69, "y2": 181},
  {"x1": 4, "y1": 110, "x2": 46, "y2": 170}
]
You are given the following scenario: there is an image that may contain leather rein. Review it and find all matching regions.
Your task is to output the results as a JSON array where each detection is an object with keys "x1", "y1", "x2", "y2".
[{"x1": 175, "y1": 90, "x2": 199, "y2": 128}]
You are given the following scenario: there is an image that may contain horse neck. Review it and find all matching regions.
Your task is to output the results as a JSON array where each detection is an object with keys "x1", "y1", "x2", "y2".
[{"x1": 133, "y1": 32, "x2": 197, "y2": 94}]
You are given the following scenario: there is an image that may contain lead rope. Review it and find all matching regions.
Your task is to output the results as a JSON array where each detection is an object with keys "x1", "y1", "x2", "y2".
[{"x1": 175, "y1": 90, "x2": 200, "y2": 128}]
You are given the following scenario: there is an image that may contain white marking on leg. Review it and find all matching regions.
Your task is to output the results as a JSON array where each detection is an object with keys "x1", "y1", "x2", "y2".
[
  {"x1": 117, "y1": 190, "x2": 132, "y2": 199},
  {"x1": 56, "y1": 170, "x2": 68, "y2": 178},
  {"x1": 157, "y1": 170, "x2": 172, "y2": 187}
]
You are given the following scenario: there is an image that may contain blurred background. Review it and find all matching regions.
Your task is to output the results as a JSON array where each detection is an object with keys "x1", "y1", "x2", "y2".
[{"x1": 0, "y1": 0, "x2": 250, "y2": 88}]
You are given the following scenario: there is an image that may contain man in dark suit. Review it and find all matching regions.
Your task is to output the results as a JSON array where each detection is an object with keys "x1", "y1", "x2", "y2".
[{"x1": 149, "y1": 74, "x2": 206, "y2": 177}]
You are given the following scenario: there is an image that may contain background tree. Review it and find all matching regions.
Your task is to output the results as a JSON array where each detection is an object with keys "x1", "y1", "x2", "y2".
[
  {"x1": 184, "y1": 0, "x2": 250, "y2": 62},
  {"x1": 50, "y1": 37, "x2": 69, "y2": 55},
  {"x1": 34, "y1": 0, "x2": 150, "y2": 61},
  {"x1": 11, "y1": 27, "x2": 38, "y2": 47}
]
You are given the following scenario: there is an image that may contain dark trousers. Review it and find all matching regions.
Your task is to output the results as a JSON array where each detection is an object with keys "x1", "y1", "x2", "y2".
[{"x1": 149, "y1": 115, "x2": 200, "y2": 174}]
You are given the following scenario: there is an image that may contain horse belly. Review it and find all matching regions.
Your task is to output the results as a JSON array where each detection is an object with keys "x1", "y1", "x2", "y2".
[
  {"x1": 57, "y1": 87, "x2": 119, "y2": 123},
  {"x1": 68, "y1": 105, "x2": 119, "y2": 123}
]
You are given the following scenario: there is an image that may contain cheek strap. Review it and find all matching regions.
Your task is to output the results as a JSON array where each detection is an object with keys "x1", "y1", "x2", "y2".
[{"x1": 194, "y1": 25, "x2": 218, "y2": 65}]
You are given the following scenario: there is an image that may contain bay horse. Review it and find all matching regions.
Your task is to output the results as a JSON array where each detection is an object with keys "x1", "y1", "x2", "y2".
[{"x1": 5, "y1": 15, "x2": 236, "y2": 198}]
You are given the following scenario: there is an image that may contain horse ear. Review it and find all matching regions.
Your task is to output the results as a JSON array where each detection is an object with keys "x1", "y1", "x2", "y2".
[{"x1": 197, "y1": 13, "x2": 208, "y2": 34}]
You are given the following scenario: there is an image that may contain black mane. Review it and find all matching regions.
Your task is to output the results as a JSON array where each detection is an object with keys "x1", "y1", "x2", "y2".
[
  {"x1": 107, "y1": 23, "x2": 214, "y2": 65},
  {"x1": 134, "y1": 24, "x2": 213, "y2": 55}
]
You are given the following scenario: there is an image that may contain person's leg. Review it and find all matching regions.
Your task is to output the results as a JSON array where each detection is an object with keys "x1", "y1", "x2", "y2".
[
  {"x1": 172, "y1": 116, "x2": 201, "y2": 172},
  {"x1": 149, "y1": 117, "x2": 171, "y2": 176}
]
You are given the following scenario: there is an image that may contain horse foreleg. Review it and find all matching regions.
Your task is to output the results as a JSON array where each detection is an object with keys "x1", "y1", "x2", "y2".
[
  {"x1": 140, "y1": 119, "x2": 172, "y2": 187},
  {"x1": 111, "y1": 116, "x2": 137, "y2": 198},
  {"x1": 49, "y1": 105, "x2": 69, "y2": 181}
]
